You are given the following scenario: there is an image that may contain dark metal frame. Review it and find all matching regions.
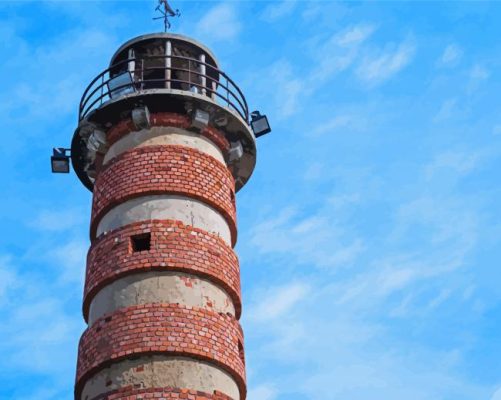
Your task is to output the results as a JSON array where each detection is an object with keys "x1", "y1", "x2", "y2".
[{"x1": 79, "y1": 54, "x2": 249, "y2": 123}]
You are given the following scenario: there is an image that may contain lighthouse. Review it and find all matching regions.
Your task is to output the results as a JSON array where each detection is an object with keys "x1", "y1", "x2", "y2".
[{"x1": 57, "y1": 31, "x2": 270, "y2": 400}]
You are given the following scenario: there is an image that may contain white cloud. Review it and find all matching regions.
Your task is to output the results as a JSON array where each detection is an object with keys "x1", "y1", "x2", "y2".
[
  {"x1": 0, "y1": 254, "x2": 83, "y2": 379},
  {"x1": 492, "y1": 387, "x2": 501, "y2": 400},
  {"x1": 249, "y1": 283, "x2": 310, "y2": 322},
  {"x1": 466, "y1": 64, "x2": 490, "y2": 93},
  {"x1": 261, "y1": 0, "x2": 297, "y2": 22},
  {"x1": 30, "y1": 208, "x2": 85, "y2": 232},
  {"x1": 312, "y1": 115, "x2": 353, "y2": 136},
  {"x1": 250, "y1": 207, "x2": 364, "y2": 269},
  {"x1": 438, "y1": 44, "x2": 463, "y2": 66},
  {"x1": 49, "y1": 239, "x2": 88, "y2": 284},
  {"x1": 434, "y1": 98, "x2": 457, "y2": 121},
  {"x1": 310, "y1": 24, "x2": 376, "y2": 83},
  {"x1": 357, "y1": 41, "x2": 415, "y2": 86},
  {"x1": 1, "y1": 297, "x2": 82, "y2": 374},
  {"x1": 0, "y1": 256, "x2": 17, "y2": 304},
  {"x1": 470, "y1": 64, "x2": 489, "y2": 81},
  {"x1": 425, "y1": 150, "x2": 480, "y2": 178},
  {"x1": 327, "y1": 193, "x2": 361, "y2": 208},
  {"x1": 248, "y1": 384, "x2": 277, "y2": 400},
  {"x1": 196, "y1": 3, "x2": 241, "y2": 42},
  {"x1": 267, "y1": 60, "x2": 304, "y2": 118},
  {"x1": 337, "y1": 24, "x2": 376, "y2": 47}
]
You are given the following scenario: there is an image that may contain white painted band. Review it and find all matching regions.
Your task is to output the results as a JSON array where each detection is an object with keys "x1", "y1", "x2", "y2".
[
  {"x1": 80, "y1": 356, "x2": 239, "y2": 400},
  {"x1": 104, "y1": 127, "x2": 226, "y2": 165},
  {"x1": 96, "y1": 195, "x2": 231, "y2": 245},
  {"x1": 88, "y1": 271, "x2": 236, "y2": 325}
]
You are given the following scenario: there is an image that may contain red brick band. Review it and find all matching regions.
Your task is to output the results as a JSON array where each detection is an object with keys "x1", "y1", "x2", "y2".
[
  {"x1": 92, "y1": 387, "x2": 233, "y2": 400},
  {"x1": 75, "y1": 304, "x2": 246, "y2": 400},
  {"x1": 83, "y1": 220, "x2": 242, "y2": 321},
  {"x1": 106, "y1": 112, "x2": 230, "y2": 153},
  {"x1": 90, "y1": 144, "x2": 237, "y2": 244}
]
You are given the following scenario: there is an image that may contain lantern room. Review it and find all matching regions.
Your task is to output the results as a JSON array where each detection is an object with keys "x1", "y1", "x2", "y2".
[{"x1": 71, "y1": 33, "x2": 265, "y2": 193}]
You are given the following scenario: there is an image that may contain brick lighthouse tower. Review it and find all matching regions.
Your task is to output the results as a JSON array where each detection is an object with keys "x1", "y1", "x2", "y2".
[{"x1": 60, "y1": 29, "x2": 270, "y2": 400}]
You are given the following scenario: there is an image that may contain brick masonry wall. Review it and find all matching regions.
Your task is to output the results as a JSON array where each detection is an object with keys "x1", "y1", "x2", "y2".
[
  {"x1": 83, "y1": 220, "x2": 242, "y2": 321},
  {"x1": 94, "y1": 387, "x2": 233, "y2": 400},
  {"x1": 90, "y1": 145, "x2": 237, "y2": 244},
  {"x1": 106, "y1": 112, "x2": 230, "y2": 153},
  {"x1": 77, "y1": 113, "x2": 248, "y2": 400},
  {"x1": 75, "y1": 304, "x2": 246, "y2": 400}
]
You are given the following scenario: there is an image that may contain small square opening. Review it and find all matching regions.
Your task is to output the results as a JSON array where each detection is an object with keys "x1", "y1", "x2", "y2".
[{"x1": 130, "y1": 233, "x2": 151, "y2": 253}]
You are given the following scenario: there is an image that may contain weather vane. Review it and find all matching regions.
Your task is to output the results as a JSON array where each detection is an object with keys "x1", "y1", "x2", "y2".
[{"x1": 153, "y1": 0, "x2": 181, "y2": 32}]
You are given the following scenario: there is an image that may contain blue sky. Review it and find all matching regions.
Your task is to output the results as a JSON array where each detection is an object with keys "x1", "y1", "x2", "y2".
[{"x1": 0, "y1": 1, "x2": 501, "y2": 399}]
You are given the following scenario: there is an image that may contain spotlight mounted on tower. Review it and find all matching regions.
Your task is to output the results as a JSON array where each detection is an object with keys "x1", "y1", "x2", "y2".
[
  {"x1": 153, "y1": 0, "x2": 181, "y2": 32},
  {"x1": 250, "y1": 111, "x2": 272, "y2": 138},
  {"x1": 50, "y1": 147, "x2": 71, "y2": 173}
]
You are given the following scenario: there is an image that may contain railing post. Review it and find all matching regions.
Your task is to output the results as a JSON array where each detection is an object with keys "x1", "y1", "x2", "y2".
[
  {"x1": 188, "y1": 57, "x2": 191, "y2": 91},
  {"x1": 165, "y1": 40, "x2": 171, "y2": 89},
  {"x1": 199, "y1": 53, "x2": 206, "y2": 96},
  {"x1": 141, "y1": 59, "x2": 144, "y2": 90},
  {"x1": 128, "y1": 48, "x2": 135, "y2": 80},
  {"x1": 212, "y1": 73, "x2": 217, "y2": 101},
  {"x1": 100, "y1": 74, "x2": 104, "y2": 105}
]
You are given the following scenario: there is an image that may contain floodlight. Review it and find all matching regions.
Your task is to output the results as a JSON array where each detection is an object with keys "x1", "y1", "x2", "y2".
[
  {"x1": 51, "y1": 147, "x2": 71, "y2": 173},
  {"x1": 228, "y1": 141, "x2": 243, "y2": 162},
  {"x1": 250, "y1": 111, "x2": 271, "y2": 138},
  {"x1": 87, "y1": 129, "x2": 107, "y2": 152},
  {"x1": 191, "y1": 109, "x2": 210, "y2": 131},
  {"x1": 132, "y1": 106, "x2": 151, "y2": 129},
  {"x1": 214, "y1": 114, "x2": 228, "y2": 127},
  {"x1": 108, "y1": 71, "x2": 135, "y2": 99}
]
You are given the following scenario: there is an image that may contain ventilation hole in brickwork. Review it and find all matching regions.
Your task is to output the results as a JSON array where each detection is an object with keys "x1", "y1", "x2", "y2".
[
  {"x1": 131, "y1": 232, "x2": 151, "y2": 253},
  {"x1": 104, "y1": 316, "x2": 112, "y2": 323}
]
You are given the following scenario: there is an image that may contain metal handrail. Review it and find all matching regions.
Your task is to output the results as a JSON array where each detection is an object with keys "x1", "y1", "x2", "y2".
[{"x1": 78, "y1": 54, "x2": 249, "y2": 123}]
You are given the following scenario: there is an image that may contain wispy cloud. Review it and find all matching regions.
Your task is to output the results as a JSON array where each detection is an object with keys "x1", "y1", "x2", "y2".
[
  {"x1": 337, "y1": 24, "x2": 376, "y2": 47},
  {"x1": 248, "y1": 384, "x2": 277, "y2": 400},
  {"x1": 196, "y1": 3, "x2": 241, "y2": 42},
  {"x1": 470, "y1": 64, "x2": 489, "y2": 81},
  {"x1": 312, "y1": 115, "x2": 353, "y2": 136},
  {"x1": 0, "y1": 253, "x2": 83, "y2": 383},
  {"x1": 310, "y1": 24, "x2": 376, "y2": 83},
  {"x1": 492, "y1": 387, "x2": 501, "y2": 400},
  {"x1": 261, "y1": 0, "x2": 298, "y2": 22},
  {"x1": 266, "y1": 60, "x2": 304, "y2": 118},
  {"x1": 424, "y1": 150, "x2": 481, "y2": 178},
  {"x1": 249, "y1": 283, "x2": 310, "y2": 322},
  {"x1": 49, "y1": 239, "x2": 88, "y2": 285},
  {"x1": 250, "y1": 207, "x2": 364, "y2": 270},
  {"x1": 438, "y1": 44, "x2": 463, "y2": 67},
  {"x1": 434, "y1": 98, "x2": 457, "y2": 121},
  {"x1": 30, "y1": 208, "x2": 85, "y2": 232},
  {"x1": 0, "y1": 256, "x2": 17, "y2": 304},
  {"x1": 356, "y1": 40, "x2": 416, "y2": 86}
]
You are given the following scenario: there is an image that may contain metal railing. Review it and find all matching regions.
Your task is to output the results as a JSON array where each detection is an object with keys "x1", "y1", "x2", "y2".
[{"x1": 79, "y1": 54, "x2": 249, "y2": 122}]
